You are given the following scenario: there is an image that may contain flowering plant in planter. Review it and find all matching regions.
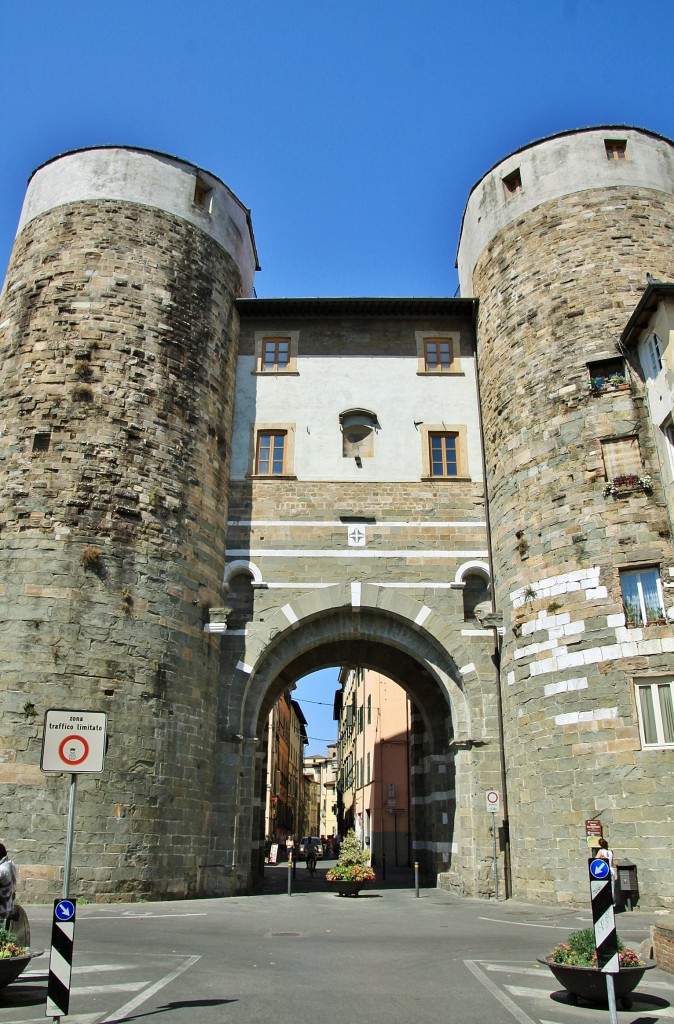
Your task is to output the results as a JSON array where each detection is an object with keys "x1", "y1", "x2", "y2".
[
  {"x1": 548, "y1": 928, "x2": 644, "y2": 968},
  {"x1": 0, "y1": 926, "x2": 28, "y2": 959},
  {"x1": 326, "y1": 830, "x2": 375, "y2": 882}
]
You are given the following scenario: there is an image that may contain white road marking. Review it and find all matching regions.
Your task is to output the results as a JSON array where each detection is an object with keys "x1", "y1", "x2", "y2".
[
  {"x1": 72, "y1": 981, "x2": 149, "y2": 994},
  {"x1": 478, "y1": 916, "x2": 577, "y2": 929},
  {"x1": 99, "y1": 954, "x2": 200, "y2": 1023},
  {"x1": 464, "y1": 960, "x2": 539, "y2": 1024},
  {"x1": 485, "y1": 964, "x2": 549, "y2": 977},
  {"x1": 1, "y1": 1016, "x2": 101, "y2": 1024}
]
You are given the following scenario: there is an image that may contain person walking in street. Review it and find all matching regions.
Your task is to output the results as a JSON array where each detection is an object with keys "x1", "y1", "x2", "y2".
[
  {"x1": 305, "y1": 838, "x2": 317, "y2": 876},
  {"x1": 0, "y1": 843, "x2": 17, "y2": 927},
  {"x1": 597, "y1": 837, "x2": 617, "y2": 900}
]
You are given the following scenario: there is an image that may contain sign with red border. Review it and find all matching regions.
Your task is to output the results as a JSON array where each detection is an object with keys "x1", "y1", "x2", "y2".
[
  {"x1": 485, "y1": 789, "x2": 501, "y2": 814},
  {"x1": 41, "y1": 710, "x2": 107, "y2": 774}
]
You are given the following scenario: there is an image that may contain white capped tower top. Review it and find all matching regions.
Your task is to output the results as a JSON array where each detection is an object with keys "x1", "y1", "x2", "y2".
[
  {"x1": 457, "y1": 126, "x2": 674, "y2": 296},
  {"x1": 17, "y1": 146, "x2": 259, "y2": 296}
]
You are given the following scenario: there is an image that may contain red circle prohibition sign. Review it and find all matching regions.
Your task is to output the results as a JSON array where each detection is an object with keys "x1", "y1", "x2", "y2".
[
  {"x1": 58, "y1": 734, "x2": 90, "y2": 766},
  {"x1": 487, "y1": 791, "x2": 499, "y2": 805}
]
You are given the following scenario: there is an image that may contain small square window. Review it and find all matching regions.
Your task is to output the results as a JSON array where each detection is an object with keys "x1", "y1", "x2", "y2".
[
  {"x1": 255, "y1": 431, "x2": 286, "y2": 475},
  {"x1": 262, "y1": 338, "x2": 290, "y2": 372},
  {"x1": 194, "y1": 178, "x2": 213, "y2": 212},
  {"x1": 635, "y1": 680, "x2": 674, "y2": 747},
  {"x1": 502, "y1": 168, "x2": 522, "y2": 198},
  {"x1": 424, "y1": 338, "x2": 453, "y2": 372},
  {"x1": 32, "y1": 432, "x2": 51, "y2": 453},
  {"x1": 605, "y1": 139, "x2": 627, "y2": 161},
  {"x1": 620, "y1": 567, "x2": 667, "y2": 627},
  {"x1": 430, "y1": 433, "x2": 458, "y2": 477},
  {"x1": 587, "y1": 357, "x2": 626, "y2": 392}
]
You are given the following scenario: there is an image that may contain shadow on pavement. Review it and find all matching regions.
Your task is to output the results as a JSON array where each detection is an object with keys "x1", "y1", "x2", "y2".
[{"x1": 253, "y1": 859, "x2": 417, "y2": 897}]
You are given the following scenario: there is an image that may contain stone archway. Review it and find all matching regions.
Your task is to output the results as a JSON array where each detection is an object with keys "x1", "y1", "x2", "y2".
[{"x1": 209, "y1": 583, "x2": 502, "y2": 898}]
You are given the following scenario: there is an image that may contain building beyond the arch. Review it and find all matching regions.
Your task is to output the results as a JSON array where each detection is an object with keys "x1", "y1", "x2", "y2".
[{"x1": 0, "y1": 127, "x2": 672, "y2": 909}]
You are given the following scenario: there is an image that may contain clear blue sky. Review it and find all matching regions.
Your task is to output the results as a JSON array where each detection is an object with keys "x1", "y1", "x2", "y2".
[
  {"x1": 1, "y1": 1, "x2": 672, "y2": 753},
  {"x1": 1, "y1": 1, "x2": 673, "y2": 299}
]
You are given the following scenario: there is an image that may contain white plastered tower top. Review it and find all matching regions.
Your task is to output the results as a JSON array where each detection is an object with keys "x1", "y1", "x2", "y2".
[{"x1": 17, "y1": 145, "x2": 259, "y2": 296}]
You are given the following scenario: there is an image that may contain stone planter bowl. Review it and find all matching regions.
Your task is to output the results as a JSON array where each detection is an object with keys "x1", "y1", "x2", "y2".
[
  {"x1": 0, "y1": 953, "x2": 34, "y2": 991},
  {"x1": 538, "y1": 957, "x2": 656, "y2": 1009}
]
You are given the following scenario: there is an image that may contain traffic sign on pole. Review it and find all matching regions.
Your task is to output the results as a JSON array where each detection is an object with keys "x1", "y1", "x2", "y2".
[
  {"x1": 46, "y1": 898, "x2": 77, "y2": 1018},
  {"x1": 588, "y1": 857, "x2": 619, "y2": 1024},
  {"x1": 41, "y1": 709, "x2": 107, "y2": 774},
  {"x1": 486, "y1": 790, "x2": 500, "y2": 814}
]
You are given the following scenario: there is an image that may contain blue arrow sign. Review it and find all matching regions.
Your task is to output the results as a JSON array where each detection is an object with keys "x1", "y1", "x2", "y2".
[
  {"x1": 589, "y1": 858, "x2": 610, "y2": 880},
  {"x1": 55, "y1": 899, "x2": 76, "y2": 921}
]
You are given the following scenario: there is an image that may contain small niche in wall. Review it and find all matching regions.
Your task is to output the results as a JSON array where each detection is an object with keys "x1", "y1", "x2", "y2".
[
  {"x1": 340, "y1": 409, "x2": 378, "y2": 461},
  {"x1": 32, "y1": 432, "x2": 51, "y2": 453},
  {"x1": 194, "y1": 177, "x2": 214, "y2": 214},
  {"x1": 502, "y1": 168, "x2": 522, "y2": 198}
]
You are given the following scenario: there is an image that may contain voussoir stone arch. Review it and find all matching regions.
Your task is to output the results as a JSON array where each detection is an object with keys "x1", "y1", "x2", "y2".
[{"x1": 236, "y1": 582, "x2": 482, "y2": 745}]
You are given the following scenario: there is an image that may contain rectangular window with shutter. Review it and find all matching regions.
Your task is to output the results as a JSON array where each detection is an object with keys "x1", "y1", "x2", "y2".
[
  {"x1": 601, "y1": 437, "x2": 642, "y2": 488},
  {"x1": 635, "y1": 680, "x2": 674, "y2": 747}
]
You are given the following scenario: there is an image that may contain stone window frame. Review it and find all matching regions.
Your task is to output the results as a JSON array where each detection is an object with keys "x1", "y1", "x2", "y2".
[
  {"x1": 420, "y1": 424, "x2": 470, "y2": 481},
  {"x1": 605, "y1": 138, "x2": 628, "y2": 161},
  {"x1": 600, "y1": 434, "x2": 643, "y2": 486},
  {"x1": 416, "y1": 331, "x2": 463, "y2": 375},
  {"x1": 249, "y1": 423, "x2": 297, "y2": 479},
  {"x1": 253, "y1": 330, "x2": 299, "y2": 374},
  {"x1": 632, "y1": 676, "x2": 674, "y2": 749}
]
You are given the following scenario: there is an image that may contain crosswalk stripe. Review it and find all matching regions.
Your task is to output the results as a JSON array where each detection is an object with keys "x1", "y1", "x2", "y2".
[{"x1": 71, "y1": 981, "x2": 149, "y2": 994}]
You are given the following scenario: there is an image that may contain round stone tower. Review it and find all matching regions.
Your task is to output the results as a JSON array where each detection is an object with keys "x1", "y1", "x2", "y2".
[
  {"x1": 458, "y1": 127, "x2": 674, "y2": 906},
  {"x1": 0, "y1": 147, "x2": 257, "y2": 900}
]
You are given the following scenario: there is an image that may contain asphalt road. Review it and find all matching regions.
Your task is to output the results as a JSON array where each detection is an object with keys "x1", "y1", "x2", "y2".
[{"x1": 3, "y1": 861, "x2": 672, "y2": 1024}]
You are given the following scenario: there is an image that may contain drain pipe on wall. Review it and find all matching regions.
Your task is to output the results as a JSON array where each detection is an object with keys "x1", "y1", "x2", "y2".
[{"x1": 470, "y1": 298, "x2": 512, "y2": 900}]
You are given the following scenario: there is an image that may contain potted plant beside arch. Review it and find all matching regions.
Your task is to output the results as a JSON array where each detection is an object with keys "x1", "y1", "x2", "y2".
[
  {"x1": 325, "y1": 830, "x2": 375, "y2": 896},
  {"x1": 0, "y1": 925, "x2": 32, "y2": 990},
  {"x1": 538, "y1": 927, "x2": 655, "y2": 1010}
]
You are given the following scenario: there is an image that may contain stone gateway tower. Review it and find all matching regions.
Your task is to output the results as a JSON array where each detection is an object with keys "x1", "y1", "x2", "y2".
[
  {"x1": 1, "y1": 129, "x2": 673, "y2": 908},
  {"x1": 457, "y1": 127, "x2": 674, "y2": 903},
  {"x1": 0, "y1": 148, "x2": 257, "y2": 898}
]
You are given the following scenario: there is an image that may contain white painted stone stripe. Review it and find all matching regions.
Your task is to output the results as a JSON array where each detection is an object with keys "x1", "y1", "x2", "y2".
[
  {"x1": 228, "y1": 519, "x2": 487, "y2": 529},
  {"x1": 544, "y1": 676, "x2": 588, "y2": 696},
  {"x1": 281, "y1": 603, "x2": 298, "y2": 625},
  {"x1": 227, "y1": 548, "x2": 489, "y2": 559},
  {"x1": 411, "y1": 790, "x2": 456, "y2": 803},
  {"x1": 460, "y1": 662, "x2": 476, "y2": 676},
  {"x1": 555, "y1": 707, "x2": 617, "y2": 725},
  {"x1": 236, "y1": 661, "x2": 254, "y2": 675},
  {"x1": 530, "y1": 634, "x2": 674, "y2": 676},
  {"x1": 264, "y1": 581, "x2": 463, "y2": 589},
  {"x1": 412, "y1": 840, "x2": 458, "y2": 854},
  {"x1": 414, "y1": 605, "x2": 432, "y2": 627}
]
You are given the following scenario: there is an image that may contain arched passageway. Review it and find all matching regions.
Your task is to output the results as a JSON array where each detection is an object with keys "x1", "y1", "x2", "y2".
[{"x1": 209, "y1": 582, "x2": 502, "y2": 899}]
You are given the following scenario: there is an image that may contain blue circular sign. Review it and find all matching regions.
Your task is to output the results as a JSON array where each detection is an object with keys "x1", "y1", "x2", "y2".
[
  {"x1": 55, "y1": 899, "x2": 76, "y2": 921},
  {"x1": 590, "y1": 858, "x2": 610, "y2": 880}
]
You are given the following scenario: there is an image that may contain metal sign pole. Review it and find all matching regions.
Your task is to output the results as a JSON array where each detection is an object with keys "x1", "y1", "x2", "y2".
[
  {"x1": 62, "y1": 774, "x2": 77, "y2": 899},
  {"x1": 491, "y1": 812, "x2": 499, "y2": 901}
]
